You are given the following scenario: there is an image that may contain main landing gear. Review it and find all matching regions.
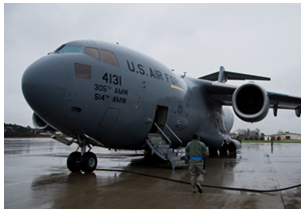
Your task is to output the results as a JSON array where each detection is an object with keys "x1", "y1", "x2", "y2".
[{"x1": 66, "y1": 136, "x2": 98, "y2": 173}]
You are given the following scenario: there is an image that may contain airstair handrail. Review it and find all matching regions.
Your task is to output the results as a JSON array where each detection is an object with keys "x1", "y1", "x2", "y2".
[
  {"x1": 165, "y1": 123, "x2": 183, "y2": 153},
  {"x1": 154, "y1": 122, "x2": 172, "y2": 147}
]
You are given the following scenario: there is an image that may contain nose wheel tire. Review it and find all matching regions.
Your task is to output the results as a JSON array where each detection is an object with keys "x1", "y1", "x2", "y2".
[
  {"x1": 67, "y1": 151, "x2": 82, "y2": 172},
  {"x1": 80, "y1": 152, "x2": 98, "y2": 173}
]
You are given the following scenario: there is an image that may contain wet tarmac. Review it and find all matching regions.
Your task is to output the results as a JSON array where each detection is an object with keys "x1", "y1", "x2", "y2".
[{"x1": 4, "y1": 138, "x2": 301, "y2": 209}]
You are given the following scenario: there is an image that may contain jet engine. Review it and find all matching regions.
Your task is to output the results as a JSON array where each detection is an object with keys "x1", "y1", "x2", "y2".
[
  {"x1": 32, "y1": 113, "x2": 57, "y2": 132},
  {"x1": 232, "y1": 83, "x2": 269, "y2": 122}
]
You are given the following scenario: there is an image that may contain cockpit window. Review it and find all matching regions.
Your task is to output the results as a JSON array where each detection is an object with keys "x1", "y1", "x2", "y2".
[
  {"x1": 55, "y1": 45, "x2": 83, "y2": 53},
  {"x1": 85, "y1": 47, "x2": 101, "y2": 61},
  {"x1": 101, "y1": 49, "x2": 119, "y2": 67}
]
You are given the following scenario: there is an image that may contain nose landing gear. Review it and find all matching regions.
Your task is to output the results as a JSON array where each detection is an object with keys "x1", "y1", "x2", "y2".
[{"x1": 66, "y1": 135, "x2": 98, "y2": 173}]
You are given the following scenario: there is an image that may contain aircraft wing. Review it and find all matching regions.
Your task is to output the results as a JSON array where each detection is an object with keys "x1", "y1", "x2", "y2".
[
  {"x1": 207, "y1": 82, "x2": 301, "y2": 110},
  {"x1": 206, "y1": 82, "x2": 237, "y2": 105},
  {"x1": 268, "y1": 92, "x2": 301, "y2": 110},
  {"x1": 201, "y1": 67, "x2": 301, "y2": 120}
]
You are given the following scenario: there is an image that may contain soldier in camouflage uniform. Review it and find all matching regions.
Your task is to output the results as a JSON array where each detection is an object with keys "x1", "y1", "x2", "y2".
[{"x1": 186, "y1": 134, "x2": 208, "y2": 193}]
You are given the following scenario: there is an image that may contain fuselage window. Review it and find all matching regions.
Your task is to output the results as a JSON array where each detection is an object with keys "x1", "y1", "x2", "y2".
[
  {"x1": 85, "y1": 47, "x2": 101, "y2": 61},
  {"x1": 101, "y1": 49, "x2": 119, "y2": 67},
  {"x1": 74, "y1": 63, "x2": 92, "y2": 79},
  {"x1": 56, "y1": 45, "x2": 83, "y2": 53}
]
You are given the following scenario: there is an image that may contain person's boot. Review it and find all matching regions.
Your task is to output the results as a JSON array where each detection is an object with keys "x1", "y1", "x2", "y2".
[{"x1": 196, "y1": 183, "x2": 203, "y2": 193}]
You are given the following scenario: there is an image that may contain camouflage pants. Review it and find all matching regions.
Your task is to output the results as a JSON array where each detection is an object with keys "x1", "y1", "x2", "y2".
[{"x1": 189, "y1": 162, "x2": 205, "y2": 186}]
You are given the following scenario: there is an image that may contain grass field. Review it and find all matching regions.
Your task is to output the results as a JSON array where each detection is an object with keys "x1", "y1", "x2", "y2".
[{"x1": 241, "y1": 140, "x2": 301, "y2": 144}]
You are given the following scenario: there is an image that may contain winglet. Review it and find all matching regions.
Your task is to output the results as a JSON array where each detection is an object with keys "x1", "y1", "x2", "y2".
[{"x1": 199, "y1": 66, "x2": 271, "y2": 83}]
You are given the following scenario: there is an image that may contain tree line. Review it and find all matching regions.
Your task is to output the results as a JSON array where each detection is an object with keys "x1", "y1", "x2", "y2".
[
  {"x1": 233, "y1": 128, "x2": 288, "y2": 141},
  {"x1": 4, "y1": 123, "x2": 48, "y2": 137}
]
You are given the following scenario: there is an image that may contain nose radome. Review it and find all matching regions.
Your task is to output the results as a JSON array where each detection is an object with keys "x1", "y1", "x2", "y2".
[{"x1": 22, "y1": 56, "x2": 69, "y2": 117}]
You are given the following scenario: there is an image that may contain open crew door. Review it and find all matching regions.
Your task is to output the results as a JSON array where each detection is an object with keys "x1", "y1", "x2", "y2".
[{"x1": 149, "y1": 105, "x2": 168, "y2": 133}]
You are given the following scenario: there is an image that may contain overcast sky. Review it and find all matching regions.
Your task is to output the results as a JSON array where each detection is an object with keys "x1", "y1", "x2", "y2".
[{"x1": 4, "y1": 3, "x2": 302, "y2": 135}]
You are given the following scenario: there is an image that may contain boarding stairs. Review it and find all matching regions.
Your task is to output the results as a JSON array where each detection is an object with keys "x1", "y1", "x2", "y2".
[{"x1": 145, "y1": 123, "x2": 188, "y2": 169}]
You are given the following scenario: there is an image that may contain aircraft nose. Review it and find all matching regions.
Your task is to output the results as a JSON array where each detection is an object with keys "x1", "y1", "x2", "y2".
[{"x1": 22, "y1": 56, "x2": 69, "y2": 117}]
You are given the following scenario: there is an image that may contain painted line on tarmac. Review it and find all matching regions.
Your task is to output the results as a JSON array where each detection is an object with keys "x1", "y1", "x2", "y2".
[{"x1": 4, "y1": 173, "x2": 72, "y2": 187}]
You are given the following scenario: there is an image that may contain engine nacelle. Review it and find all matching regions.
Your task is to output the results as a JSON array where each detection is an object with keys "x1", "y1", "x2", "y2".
[
  {"x1": 232, "y1": 83, "x2": 269, "y2": 122},
  {"x1": 32, "y1": 113, "x2": 57, "y2": 132}
]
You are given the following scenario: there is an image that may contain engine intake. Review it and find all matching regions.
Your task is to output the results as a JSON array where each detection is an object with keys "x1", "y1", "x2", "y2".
[
  {"x1": 32, "y1": 113, "x2": 57, "y2": 131},
  {"x1": 232, "y1": 83, "x2": 269, "y2": 122}
]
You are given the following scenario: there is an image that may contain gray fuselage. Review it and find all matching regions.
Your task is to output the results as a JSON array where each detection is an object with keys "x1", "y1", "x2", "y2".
[{"x1": 22, "y1": 40, "x2": 234, "y2": 150}]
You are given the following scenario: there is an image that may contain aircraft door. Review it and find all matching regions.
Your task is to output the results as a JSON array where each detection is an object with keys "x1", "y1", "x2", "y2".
[{"x1": 150, "y1": 105, "x2": 168, "y2": 133}]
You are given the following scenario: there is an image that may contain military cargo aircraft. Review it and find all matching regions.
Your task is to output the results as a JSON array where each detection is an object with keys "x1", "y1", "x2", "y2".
[{"x1": 22, "y1": 40, "x2": 301, "y2": 172}]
